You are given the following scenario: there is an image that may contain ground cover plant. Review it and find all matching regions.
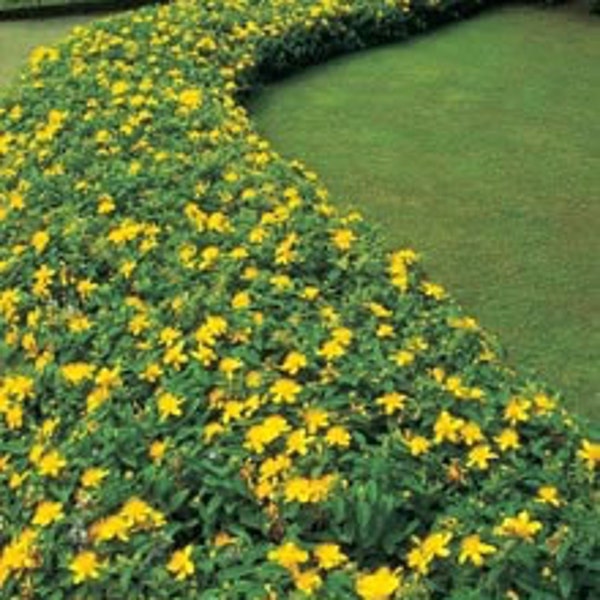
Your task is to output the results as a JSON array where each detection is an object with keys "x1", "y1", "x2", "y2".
[
  {"x1": 0, "y1": 0, "x2": 598, "y2": 598},
  {"x1": 251, "y1": 1, "x2": 600, "y2": 421}
]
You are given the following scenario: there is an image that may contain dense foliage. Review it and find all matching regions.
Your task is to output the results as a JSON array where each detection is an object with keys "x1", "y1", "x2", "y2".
[{"x1": 0, "y1": 0, "x2": 598, "y2": 598}]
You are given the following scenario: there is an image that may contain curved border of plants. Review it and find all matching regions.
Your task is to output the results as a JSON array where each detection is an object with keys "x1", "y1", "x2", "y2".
[{"x1": 0, "y1": 1, "x2": 598, "y2": 598}]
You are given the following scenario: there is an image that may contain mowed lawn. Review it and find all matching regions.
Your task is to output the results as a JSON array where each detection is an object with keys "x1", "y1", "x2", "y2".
[
  {"x1": 0, "y1": 4, "x2": 598, "y2": 421},
  {"x1": 251, "y1": 4, "x2": 600, "y2": 420}
]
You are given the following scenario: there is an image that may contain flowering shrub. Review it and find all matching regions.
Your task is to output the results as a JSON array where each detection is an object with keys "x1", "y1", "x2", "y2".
[{"x1": 0, "y1": 0, "x2": 598, "y2": 597}]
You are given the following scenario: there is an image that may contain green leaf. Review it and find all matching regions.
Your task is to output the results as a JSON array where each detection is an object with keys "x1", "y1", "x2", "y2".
[{"x1": 558, "y1": 569, "x2": 574, "y2": 599}]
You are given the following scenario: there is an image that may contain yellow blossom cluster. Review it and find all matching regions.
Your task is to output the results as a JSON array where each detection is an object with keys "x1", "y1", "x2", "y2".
[
  {"x1": 89, "y1": 497, "x2": 165, "y2": 545},
  {"x1": 268, "y1": 540, "x2": 348, "y2": 595}
]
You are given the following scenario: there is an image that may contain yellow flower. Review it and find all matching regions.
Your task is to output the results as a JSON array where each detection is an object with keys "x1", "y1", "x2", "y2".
[
  {"x1": 232, "y1": 291, "x2": 251, "y2": 309},
  {"x1": 259, "y1": 454, "x2": 291, "y2": 480},
  {"x1": 163, "y1": 342, "x2": 188, "y2": 370},
  {"x1": 377, "y1": 323, "x2": 395, "y2": 338},
  {"x1": 32, "y1": 501, "x2": 64, "y2": 527},
  {"x1": 4, "y1": 374, "x2": 35, "y2": 400},
  {"x1": 8, "y1": 190, "x2": 25, "y2": 210},
  {"x1": 275, "y1": 232, "x2": 298, "y2": 264},
  {"x1": 120, "y1": 497, "x2": 161, "y2": 526},
  {"x1": 293, "y1": 568, "x2": 323, "y2": 594},
  {"x1": 0, "y1": 455, "x2": 9, "y2": 473},
  {"x1": 495, "y1": 511, "x2": 543, "y2": 541},
  {"x1": 301, "y1": 286, "x2": 320, "y2": 301},
  {"x1": 95, "y1": 129, "x2": 112, "y2": 144},
  {"x1": 405, "y1": 435, "x2": 431, "y2": 457},
  {"x1": 356, "y1": 566, "x2": 401, "y2": 600},
  {"x1": 94, "y1": 367, "x2": 122, "y2": 389},
  {"x1": 86, "y1": 386, "x2": 110, "y2": 413},
  {"x1": 195, "y1": 315, "x2": 228, "y2": 346},
  {"x1": 284, "y1": 475, "x2": 335, "y2": 504},
  {"x1": 466, "y1": 444, "x2": 498, "y2": 470},
  {"x1": 31, "y1": 230, "x2": 50, "y2": 253},
  {"x1": 434, "y1": 410, "x2": 464, "y2": 444},
  {"x1": 458, "y1": 534, "x2": 497, "y2": 567},
  {"x1": 5, "y1": 405, "x2": 23, "y2": 430},
  {"x1": 376, "y1": 392, "x2": 406, "y2": 415},
  {"x1": 286, "y1": 428, "x2": 312, "y2": 456},
  {"x1": 504, "y1": 397, "x2": 531, "y2": 426},
  {"x1": 318, "y1": 339, "x2": 346, "y2": 361},
  {"x1": 38, "y1": 450, "x2": 66, "y2": 478},
  {"x1": 0, "y1": 289, "x2": 20, "y2": 322},
  {"x1": 76, "y1": 466, "x2": 107, "y2": 489},
  {"x1": 394, "y1": 350, "x2": 415, "y2": 367},
  {"x1": 388, "y1": 249, "x2": 417, "y2": 291},
  {"x1": 203, "y1": 422, "x2": 225, "y2": 444},
  {"x1": 149, "y1": 440, "x2": 168, "y2": 463},
  {"x1": 68, "y1": 314, "x2": 92, "y2": 333},
  {"x1": 536, "y1": 486, "x2": 561, "y2": 507},
  {"x1": 325, "y1": 426, "x2": 351, "y2": 448},
  {"x1": 268, "y1": 541, "x2": 309, "y2": 570},
  {"x1": 111, "y1": 80, "x2": 129, "y2": 96},
  {"x1": 460, "y1": 422, "x2": 484, "y2": 446},
  {"x1": 159, "y1": 327, "x2": 181, "y2": 346},
  {"x1": 219, "y1": 356, "x2": 243, "y2": 380},
  {"x1": 157, "y1": 392, "x2": 184, "y2": 420},
  {"x1": 178, "y1": 88, "x2": 203, "y2": 111},
  {"x1": 179, "y1": 243, "x2": 197, "y2": 267},
  {"x1": 90, "y1": 514, "x2": 130, "y2": 543},
  {"x1": 97, "y1": 195, "x2": 115, "y2": 215},
  {"x1": 423, "y1": 531, "x2": 452, "y2": 559},
  {"x1": 167, "y1": 545, "x2": 195, "y2": 580},
  {"x1": 314, "y1": 543, "x2": 347, "y2": 570},
  {"x1": 421, "y1": 281, "x2": 446, "y2": 300},
  {"x1": 254, "y1": 479, "x2": 275, "y2": 500},
  {"x1": 533, "y1": 393, "x2": 557, "y2": 415},
  {"x1": 0, "y1": 528, "x2": 38, "y2": 579},
  {"x1": 495, "y1": 428, "x2": 521, "y2": 452},
  {"x1": 246, "y1": 371, "x2": 262, "y2": 388},
  {"x1": 331, "y1": 228, "x2": 356, "y2": 251},
  {"x1": 303, "y1": 408, "x2": 329, "y2": 434},
  {"x1": 213, "y1": 531, "x2": 235, "y2": 548},
  {"x1": 270, "y1": 378, "x2": 302, "y2": 404},
  {"x1": 447, "y1": 316, "x2": 478, "y2": 330},
  {"x1": 70, "y1": 550, "x2": 103, "y2": 584},
  {"x1": 577, "y1": 439, "x2": 600, "y2": 470},
  {"x1": 245, "y1": 416, "x2": 290, "y2": 454},
  {"x1": 407, "y1": 531, "x2": 452, "y2": 575},
  {"x1": 129, "y1": 313, "x2": 151, "y2": 336},
  {"x1": 9, "y1": 471, "x2": 28, "y2": 489},
  {"x1": 140, "y1": 362, "x2": 163, "y2": 383},
  {"x1": 61, "y1": 362, "x2": 95, "y2": 385},
  {"x1": 367, "y1": 302, "x2": 392, "y2": 318},
  {"x1": 280, "y1": 351, "x2": 307, "y2": 375}
]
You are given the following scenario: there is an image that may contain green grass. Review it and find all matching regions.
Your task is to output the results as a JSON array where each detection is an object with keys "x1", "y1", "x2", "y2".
[{"x1": 250, "y1": 3, "x2": 600, "y2": 420}]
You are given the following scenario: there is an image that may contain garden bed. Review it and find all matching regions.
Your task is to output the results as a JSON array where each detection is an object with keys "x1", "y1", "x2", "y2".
[{"x1": 0, "y1": 1, "x2": 598, "y2": 598}]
